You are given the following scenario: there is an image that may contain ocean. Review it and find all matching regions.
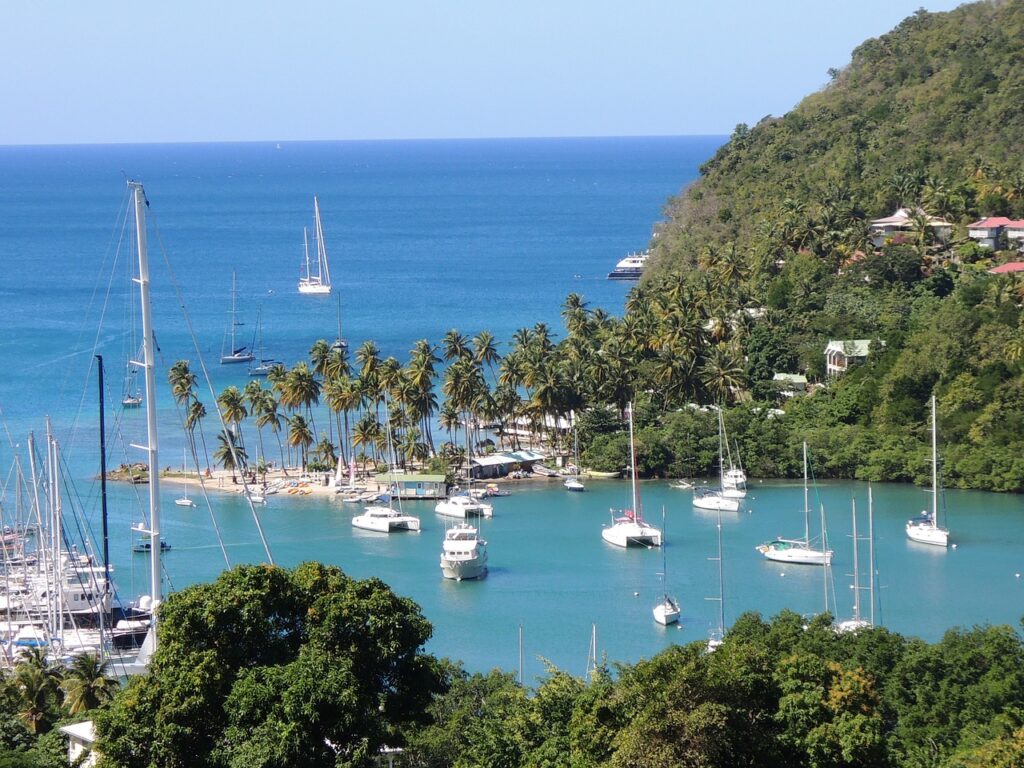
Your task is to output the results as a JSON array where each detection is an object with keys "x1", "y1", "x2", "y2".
[{"x1": 2, "y1": 137, "x2": 1023, "y2": 679}]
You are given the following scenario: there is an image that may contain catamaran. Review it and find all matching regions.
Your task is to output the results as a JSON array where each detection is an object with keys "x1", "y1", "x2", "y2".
[
  {"x1": 298, "y1": 196, "x2": 332, "y2": 295},
  {"x1": 905, "y1": 395, "x2": 950, "y2": 547},
  {"x1": 756, "y1": 442, "x2": 832, "y2": 565},
  {"x1": 601, "y1": 403, "x2": 662, "y2": 548}
]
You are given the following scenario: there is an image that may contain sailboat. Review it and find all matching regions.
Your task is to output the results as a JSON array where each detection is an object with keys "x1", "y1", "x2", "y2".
[
  {"x1": 220, "y1": 271, "x2": 254, "y2": 364},
  {"x1": 601, "y1": 402, "x2": 662, "y2": 548},
  {"x1": 757, "y1": 442, "x2": 832, "y2": 565},
  {"x1": 330, "y1": 291, "x2": 347, "y2": 352},
  {"x1": 706, "y1": 506, "x2": 726, "y2": 651},
  {"x1": 297, "y1": 196, "x2": 332, "y2": 295},
  {"x1": 564, "y1": 412, "x2": 585, "y2": 492},
  {"x1": 721, "y1": 434, "x2": 747, "y2": 499},
  {"x1": 652, "y1": 506, "x2": 680, "y2": 625},
  {"x1": 836, "y1": 491, "x2": 876, "y2": 632},
  {"x1": 352, "y1": 395, "x2": 420, "y2": 533},
  {"x1": 175, "y1": 446, "x2": 196, "y2": 508},
  {"x1": 692, "y1": 412, "x2": 741, "y2": 513},
  {"x1": 248, "y1": 305, "x2": 281, "y2": 377},
  {"x1": 906, "y1": 395, "x2": 950, "y2": 547}
]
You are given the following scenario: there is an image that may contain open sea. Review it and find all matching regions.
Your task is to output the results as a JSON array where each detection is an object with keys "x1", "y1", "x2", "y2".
[{"x1": 1, "y1": 137, "x2": 1023, "y2": 680}]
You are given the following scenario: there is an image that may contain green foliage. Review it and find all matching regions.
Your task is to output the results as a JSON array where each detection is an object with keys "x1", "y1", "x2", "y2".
[{"x1": 95, "y1": 563, "x2": 444, "y2": 768}]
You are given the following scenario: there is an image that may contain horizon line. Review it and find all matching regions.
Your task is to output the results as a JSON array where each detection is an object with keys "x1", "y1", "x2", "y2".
[{"x1": 0, "y1": 132, "x2": 730, "y2": 150}]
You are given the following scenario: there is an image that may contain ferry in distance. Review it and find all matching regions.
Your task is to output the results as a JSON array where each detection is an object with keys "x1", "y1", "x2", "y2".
[{"x1": 607, "y1": 250, "x2": 649, "y2": 280}]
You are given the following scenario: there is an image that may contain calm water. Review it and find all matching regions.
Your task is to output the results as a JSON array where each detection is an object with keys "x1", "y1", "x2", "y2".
[{"x1": 1, "y1": 138, "x2": 1022, "y2": 678}]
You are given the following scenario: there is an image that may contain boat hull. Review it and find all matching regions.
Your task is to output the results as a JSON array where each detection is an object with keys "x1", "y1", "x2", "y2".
[
  {"x1": 220, "y1": 353, "x2": 254, "y2": 364},
  {"x1": 435, "y1": 498, "x2": 493, "y2": 518},
  {"x1": 174, "y1": 498, "x2": 195, "y2": 508},
  {"x1": 298, "y1": 282, "x2": 331, "y2": 295},
  {"x1": 352, "y1": 511, "x2": 421, "y2": 533},
  {"x1": 601, "y1": 521, "x2": 662, "y2": 548},
  {"x1": 906, "y1": 521, "x2": 949, "y2": 547},
  {"x1": 653, "y1": 598, "x2": 680, "y2": 625},
  {"x1": 692, "y1": 493, "x2": 740, "y2": 512},
  {"x1": 757, "y1": 540, "x2": 832, "y2": 565}
]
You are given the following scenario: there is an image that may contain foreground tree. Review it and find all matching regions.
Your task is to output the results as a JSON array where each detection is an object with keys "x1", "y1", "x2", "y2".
[{"x1": 96, "y1": 563, "x2": 445, "y2": 768}]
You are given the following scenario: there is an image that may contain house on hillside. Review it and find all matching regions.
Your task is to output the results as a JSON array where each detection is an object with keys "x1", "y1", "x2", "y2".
[
  {"x1": 825, "y1": 339, "x2": 882, "y2": 379},
  {"x1": 60, "y1": 721, "x2": 98, "y2": 767},
  {"x1": 869, "y1": 208, "x2": 953, "y2": 248},
  {"x1": 987, "y1": 261, "x2": 1024, "y2": 275},
  {"x1": 772, "y1": 372, "x2": 808, "y2": 397},
  {"x1": 967, "y1": 217, "x2": 1024, "y2": 250}
]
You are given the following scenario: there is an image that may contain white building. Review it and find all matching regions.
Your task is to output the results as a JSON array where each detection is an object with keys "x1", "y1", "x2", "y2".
[
  {"x1": 967, "y1": 217, "x2": 1024, "y2": 250},
  {"x1": 869, "y1": 208, "x2": 952, "y2": 248},
  {"x1": 60, "y1": 721, "x2": 98, "y2": 767},
  {"x1": 825, "y1": 339, "x2": 880, "y2": 378}
]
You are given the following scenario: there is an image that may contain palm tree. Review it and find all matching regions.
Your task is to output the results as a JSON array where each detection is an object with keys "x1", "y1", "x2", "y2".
[
  {"x1": 14, "y1": 663, "x2": 59, "y2": 734},
  {"x1": 217, "y1": 385, "x2": 249, "y2": 451},
  {"x1": 61, "y1": 654, "x2": 119, "y2": 715},
  {"x1": 700, "y1": 345, "x2": 746, "y2": 405},
  {"x1": 253, "y1": 392, "x2": 287, "y2": 473},
  {"x1": 313, "y1": 435, "x2": 337, "y2": 468},
  {"x1": 472, "y1": 331, "x2": 500, "y2": 381},
  {"x1": 287, "y1": 414, "x2": 314, "y2": 470},
  {"x1": 442, "y1": 329, "x2": 472, "y2": 362},
  {"x1": 213, "y1": 429, "x2": 248, "y2": 480},
  {"x1": 281, "y1": 362, "x2": 321, "y2": 433},
  {"x1": 309, "y1": 338, "x2": 332, "y2": 379}
]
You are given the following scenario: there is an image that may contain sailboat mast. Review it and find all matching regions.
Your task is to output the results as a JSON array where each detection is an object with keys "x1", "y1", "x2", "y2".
[
  {"x1": 803, "y1": 441, "x2": 810, "y2": 544},
  {"x1": 931, "y1": 395, "x2": 938, "y2": 529},
  {"x1": 303, "y1": 227, "x2": 311, "y2": 282},
  {"x1": 96, "y1": 355, "x2": 110, "y2": 593},
  {"x1": 130, "y1": 181, "x2": 163, "y2": 623},
  {"x1": 717, "y1": 507, "x2": 725, "y2": 633},
  {"x1": 851, "y1": 500, "x2": 860, "y2": 623},
  {"x1": 314, "y1": 195, "x2": 331, "y2": 287},
  {"x1": 627, "y1": 402, "x2": 638, "y2": 518},
  {"x1": 868, "y1": 486, "x2": 875, "y2": 627}
]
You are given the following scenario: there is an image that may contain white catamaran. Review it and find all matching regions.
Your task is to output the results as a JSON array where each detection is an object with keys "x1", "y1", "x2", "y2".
[
  {"x1": 298, "y1": 196, "x2": 332, "y2": 295},
  {"x1": 905, "y1": 395, "x2": 950, "y2": 547}
]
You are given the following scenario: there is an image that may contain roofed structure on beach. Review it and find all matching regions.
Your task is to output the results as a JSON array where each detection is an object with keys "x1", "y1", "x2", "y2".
[
  {"x1": 470, "y1": 449, "x2": 547, "y2": 479},
  {"x1": 869, "y1": 207, "x2": 952, "y2": 247},
  {"x1": 374, "y1": 472, "x2": 447, "y2": 499},
  {"x1": 825, "y1": 339, "x2": 881, "y2": 379}
]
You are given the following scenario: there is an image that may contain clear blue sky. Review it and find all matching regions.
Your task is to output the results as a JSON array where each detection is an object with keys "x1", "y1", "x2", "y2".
[{"x1": 1, "y1": 0, "x2": 966, "y2": 145}]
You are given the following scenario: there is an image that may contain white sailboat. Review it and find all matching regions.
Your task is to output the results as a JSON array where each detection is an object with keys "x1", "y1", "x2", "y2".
[
  {"x1": 652, "y1": 507, "x2": 680, "y2": 625},
  {"x1": 175, "y1": 446, "x2": 195, "y2": 508},
  {"x1": 757, "y1": 442, "x2": 832, "y2": 565},
  {"x1": 353, "y1": 396, "x2": 420, "y2": 533},
  {"x1": 692, "y1": 412, "x2": 741, "y2": 513},
  {"x1": 721, "y1": 433, "x2": 747, "y2": 499},
  {"x1": 836, "y1": 491, "x2": 876, "y2": 632},
  {"x1": 906, "y1": 395, "x2": 950, "y2": 547},
  {"x1": 601, "y1": 403, "x2": 662, "y2": 548},
  {"x1": 298, "y1": 196, "x2": 332, "y2": 295},
  {"x1": 220, "y1": 271, "x2": 254, "y2": 364},
  {"x1": 564, "y1": 413, "x2": 586, "y2": 492}
]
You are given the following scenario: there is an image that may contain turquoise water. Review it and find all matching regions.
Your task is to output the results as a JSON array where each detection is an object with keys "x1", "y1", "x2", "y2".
[
  {"x1": 102, "y1": 476, "x2": 1024, "y2": 680},
  {"x1": 2, "y1": 138, "x2": 1022, "y2": 679}
]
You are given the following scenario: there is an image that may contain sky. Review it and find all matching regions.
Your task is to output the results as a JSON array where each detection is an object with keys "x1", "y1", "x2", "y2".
[{"x1": 0, "y1": 0, "x2": 967, "y2": 146}]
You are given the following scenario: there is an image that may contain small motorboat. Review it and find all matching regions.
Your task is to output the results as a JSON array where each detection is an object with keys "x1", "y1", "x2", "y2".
[
  {"x1": 564, "y1": 476, "x2": 585, "y2": 492},
  {"x1": 132, "y1": 540, "x2": 171, "y2": 553}
]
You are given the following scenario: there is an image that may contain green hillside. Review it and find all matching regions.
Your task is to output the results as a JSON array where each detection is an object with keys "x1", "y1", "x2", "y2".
[{"x1": 624, "y1": 0, "x2": 1024, "y2": 492}]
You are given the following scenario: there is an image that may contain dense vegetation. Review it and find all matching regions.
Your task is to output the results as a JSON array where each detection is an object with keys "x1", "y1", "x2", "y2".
[
  {"x1": 42, "y1": 564, "x2": 1022, "y2": 768},
  {"x1": 169, "y1": 4, "x2": 1024, "y2": 495},
  {"x1": 0, "y1": 650, "x2": 119, "y2": 767}
]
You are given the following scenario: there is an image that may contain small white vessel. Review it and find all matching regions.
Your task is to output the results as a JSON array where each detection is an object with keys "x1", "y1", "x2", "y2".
[
  {"x1": 693, "y1": 413, "x2": 742, "y2": 513},
  {"x1": 757, "y1": 442, "x2": 832, "y2": 566},
  {"x1": 836, "y1": 492, "x2": 876, "y2": 633},
  {"x1": 440, "y1": 523, "x2": 488, "y2": 581},
  {"x1": 669, "y1": 479, "x2": 694, "y2": 490},
  {"x1": 906, "y1": 396, "x2": 950, "y2": 547},
  {"x1": 175, "y1": 448, "x2": 196, "y2": 507},
  {"x1": 352, "y1": 505, "x2": 421, "y2": 533},
  {"x1": 220, "y1": 271, "x2": 255, "y2": 364},
  {"x1": 564, "y1": 476, "x2": 585, "y2": 492},
  {"x1": 601, "y1": 402, "x2": 662, "y2": 548},
  {"x1": 532, "y1": 463, "x2": 559, "y2": 478},
  {"x1": 706, "y1": 506, "x2": 727, "y2": 652},
  {"x1": 248, "y1": 307, "x2": 281, "y2": 377},
  {"x1": 652, "y1": 507, "x2": 680, "y2": 626},
  {"x1": 692, "y1": 488, "x2": 740, "y2": 513},
  {"x1": 607, "y1": 250, "x2": 649, "y2": 280},
  {"x1": 298, "y1": 196, "x2": 332, "y2": 295},
  {"x1": 435, "y1": 494, "x2": 493, "y2": 519}
]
